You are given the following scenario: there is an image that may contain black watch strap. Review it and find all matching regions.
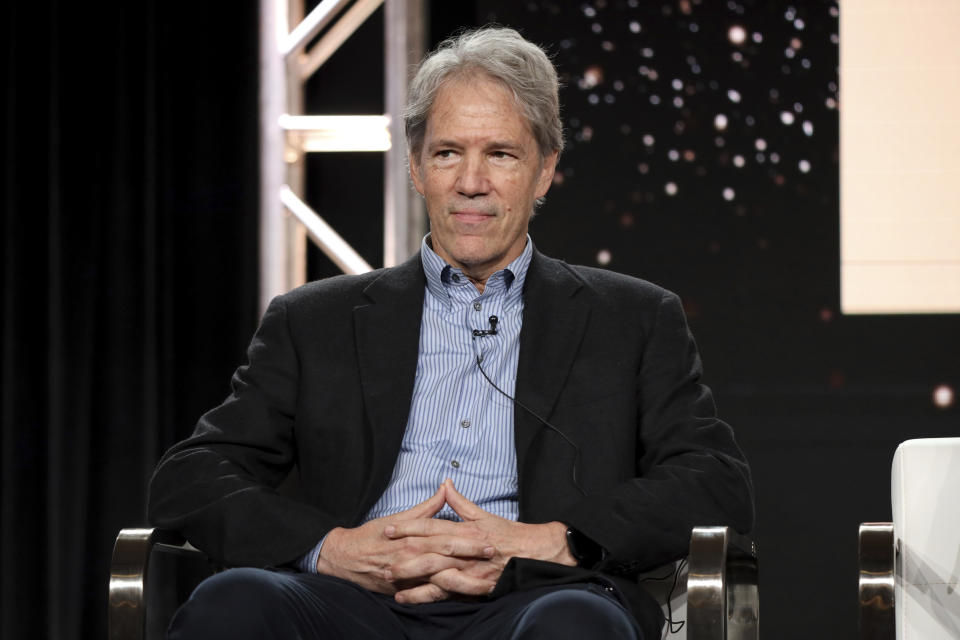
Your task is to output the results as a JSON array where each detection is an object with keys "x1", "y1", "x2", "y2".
[{"x1": 565, "y1": 526, "x2": 605, "y2": 568}]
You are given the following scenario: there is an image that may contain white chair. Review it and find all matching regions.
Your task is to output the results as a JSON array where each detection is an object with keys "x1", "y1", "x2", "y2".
[{"x1": 859, "y1": 438, "x2": 960, "y2": 639}]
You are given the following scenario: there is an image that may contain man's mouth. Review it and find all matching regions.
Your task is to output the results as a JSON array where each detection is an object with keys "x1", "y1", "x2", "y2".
[{"x1": 451, "y1": 210, "x2": 494, "y2": 223}]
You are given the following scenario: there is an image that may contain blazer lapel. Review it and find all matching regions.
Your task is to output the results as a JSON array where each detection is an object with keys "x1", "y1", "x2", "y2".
[
  {"x1": 514, "y1": 251, "x2": 591, "y2": 486},
  {"x1": 352, "y1": 254, "x2": 425, "y2": 508}
]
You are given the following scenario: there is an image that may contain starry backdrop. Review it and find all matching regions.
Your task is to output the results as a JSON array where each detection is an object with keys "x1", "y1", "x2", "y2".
[{"x1": 482, "y1": 0, "x2": 844, "y2": 390}]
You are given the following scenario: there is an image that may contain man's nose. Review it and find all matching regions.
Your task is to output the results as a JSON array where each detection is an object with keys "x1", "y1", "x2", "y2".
[{"x1": 455, "y1": 154, "x2": 490, "y2": 197}]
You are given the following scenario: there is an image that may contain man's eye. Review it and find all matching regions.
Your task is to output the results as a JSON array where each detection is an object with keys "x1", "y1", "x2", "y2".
[{"x1": 436, "y1": 150, "x2": 456, "y2": 159}]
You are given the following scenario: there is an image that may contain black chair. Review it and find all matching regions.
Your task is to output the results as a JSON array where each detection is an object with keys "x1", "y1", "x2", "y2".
[{"x1": 108, "y1": 525, "x2": 758, "y2": 640}]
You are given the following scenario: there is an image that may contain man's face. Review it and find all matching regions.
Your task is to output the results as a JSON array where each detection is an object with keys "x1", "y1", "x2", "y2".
[{"x1": 409, "y1": 74, "x2": 558, "y2": 282}]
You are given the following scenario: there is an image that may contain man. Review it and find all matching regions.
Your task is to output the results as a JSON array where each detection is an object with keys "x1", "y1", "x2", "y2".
[{"x1": 148, "y1": 26, "x2": 753, "y2": 639}]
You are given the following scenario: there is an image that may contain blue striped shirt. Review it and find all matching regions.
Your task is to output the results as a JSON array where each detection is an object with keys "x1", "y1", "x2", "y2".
[{"x1": 300, "y1": 235, "x2": 531, "y2": 572}]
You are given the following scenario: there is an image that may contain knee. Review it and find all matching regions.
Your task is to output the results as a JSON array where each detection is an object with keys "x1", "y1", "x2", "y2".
[
  {"x1": 511, "y1": 587, "x2": 641, "y2": 640},
  {"x1": 189, "y1": 567, "x2": 287, "y2": 612},
  {"x1": 167, "y1": 568, "x2": 298, "y2": 639}
]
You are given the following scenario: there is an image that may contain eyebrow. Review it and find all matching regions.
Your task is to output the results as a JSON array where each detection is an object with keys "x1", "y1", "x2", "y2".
[{"x1": 427, "y1": 139, "x2": 525, "y2": 152}]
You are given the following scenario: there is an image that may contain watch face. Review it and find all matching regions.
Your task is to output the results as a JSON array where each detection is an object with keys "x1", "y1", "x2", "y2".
[
  {"x1": 567, "y1": 527, "x2": 601, "y2": 568},
  {"x1": 566, "y1": 527, "x2": 585, "y2": 563}
]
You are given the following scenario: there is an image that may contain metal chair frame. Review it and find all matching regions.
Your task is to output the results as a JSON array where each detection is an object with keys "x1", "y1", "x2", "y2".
[
  {"x1": 108, "y1": 525, "x2": 758, "y2": 640},
  {"x1": 857, "y1": 522, "x2": 897, "y2": 640}
]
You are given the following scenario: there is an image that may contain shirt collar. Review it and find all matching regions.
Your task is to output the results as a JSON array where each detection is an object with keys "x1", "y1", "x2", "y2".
[{"x1": 420, "y1": 234, "x2": 533, "y2": 307}]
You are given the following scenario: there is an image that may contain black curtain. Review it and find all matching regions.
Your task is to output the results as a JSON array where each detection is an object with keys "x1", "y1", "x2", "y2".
[{"x1": 2, "y1": 2, "x2": 259, "y2": 637}]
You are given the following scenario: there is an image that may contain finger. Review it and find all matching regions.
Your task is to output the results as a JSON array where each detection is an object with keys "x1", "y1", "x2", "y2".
[
  {"x1": 385, "y1": 517, "x2": 460, "y2": 538},
  {"x1": 442, "y1": 478, "x2": 488, "y2": 521},
  {"x1": 430, "y1": 567, "x2": 497, "y2": 597},
  {"x1": 385, "y1": 553, "x2": 474, "y2": 582},
  {"x1": 386, "y1": 538, "x2": 495, "y2": 581},
  {"x1": 394, "y1": 485, "x2": 446, "y2": 521},
  {"x1": 389, "y1": 533, "x2": 496, "y2": 562},
  {"x1": 394, "y1": 582, "x2": 449, "y2": 604}
]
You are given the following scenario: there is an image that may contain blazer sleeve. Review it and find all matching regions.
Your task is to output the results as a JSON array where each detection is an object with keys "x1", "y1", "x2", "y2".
[
  {"x1": 558, "y1": 289, "x2": 754, "y2": 574},
  {"x1": 147, "y1": 295, "x2": 333, "y2": 568}
]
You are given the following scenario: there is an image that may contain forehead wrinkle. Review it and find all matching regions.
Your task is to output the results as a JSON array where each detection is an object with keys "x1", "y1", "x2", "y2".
[
  {"x1": 424, "y1": 76, "x2": 536, "y2": 147},
  {"x1": 426, "y1": 136, "x2": 526, "y2": 152}
]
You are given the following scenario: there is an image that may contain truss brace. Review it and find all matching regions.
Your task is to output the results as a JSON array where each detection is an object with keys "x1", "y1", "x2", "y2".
[{"x1": 259, "y1": 0, "x2": 425, "y2": 314}]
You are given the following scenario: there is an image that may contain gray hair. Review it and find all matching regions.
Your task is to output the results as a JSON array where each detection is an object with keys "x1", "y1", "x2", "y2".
[{"x1": 404, "y1": 26, "x2": 564, "y2": 160}]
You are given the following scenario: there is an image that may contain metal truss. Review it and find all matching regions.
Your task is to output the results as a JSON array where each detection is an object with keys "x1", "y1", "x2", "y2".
[{"x1": 259, "y1": 0, "x2": 425, "y2": 312}]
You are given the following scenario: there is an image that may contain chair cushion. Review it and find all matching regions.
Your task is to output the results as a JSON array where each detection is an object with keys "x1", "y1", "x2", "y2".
[{"x1": 891, "y1": 438, "x2": 960, "y2": 639}]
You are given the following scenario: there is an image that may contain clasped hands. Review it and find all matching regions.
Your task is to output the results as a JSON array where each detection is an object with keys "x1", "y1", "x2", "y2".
[{"x1": 316, "y1": 479, "x2": 576, "y2": 604}]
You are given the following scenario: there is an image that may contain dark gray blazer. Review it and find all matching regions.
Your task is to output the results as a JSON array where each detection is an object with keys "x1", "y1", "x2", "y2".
[{"x1": 148, "y1": 249, "x2": 754, "y2": 629}]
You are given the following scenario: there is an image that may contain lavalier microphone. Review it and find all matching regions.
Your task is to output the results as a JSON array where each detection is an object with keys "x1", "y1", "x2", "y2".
[{"x1": 472, "y1": 315, "x2": 499, "y2": 337}]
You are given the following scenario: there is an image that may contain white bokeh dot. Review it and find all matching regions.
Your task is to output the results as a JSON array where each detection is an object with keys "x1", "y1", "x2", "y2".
[
  {"x1": 728, "y1": 25, "x2": 747, "y2": 44},
  {"x1": 596, "y1": 249, "x2": 612, "y2": 266},
  {"x1": 665, "y1": 182, "x2": 678, "y2": 196},
  {"x1": 933, "y1": 384, "x2": 955, "y2": 409},
  {"x1": 722, "y1": 187, "x2": 735, "y2": 201}
]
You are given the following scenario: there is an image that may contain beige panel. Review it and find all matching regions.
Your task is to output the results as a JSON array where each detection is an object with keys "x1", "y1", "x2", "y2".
[
  {"x1": 842, "y1": 264, "x2": 960, "y2": 314},
  {"x1": 840, "y1": 0, "x2": 960, "y2": 314},
  {"x1": 843, "y1": 120, "x2": 960, "y2": 173}
]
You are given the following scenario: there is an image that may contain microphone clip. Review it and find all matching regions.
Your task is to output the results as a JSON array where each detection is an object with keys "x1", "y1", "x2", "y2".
[{"x1": 472, "y1": 315, "x2": 499, "y2": 337}]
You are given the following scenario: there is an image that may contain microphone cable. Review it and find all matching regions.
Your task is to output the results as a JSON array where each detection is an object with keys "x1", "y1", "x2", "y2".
[
  {"x1": 473, "y1": 353, "x2": 586, "y2": 497},
  {"x1": 474, "y1": 326, "x2": 687, "y2": 631}
]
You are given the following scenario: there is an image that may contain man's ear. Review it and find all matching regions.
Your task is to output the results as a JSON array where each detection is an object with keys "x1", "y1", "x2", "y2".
[
  {"x1": 535, "y1": 150, "x2": 559, "y2": 199},
  {"x1": 408, "y1": 151, "x2": 425, "y2": 196}
]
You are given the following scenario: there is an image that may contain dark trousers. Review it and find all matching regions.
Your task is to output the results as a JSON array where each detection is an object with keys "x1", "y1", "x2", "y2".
[{"x1": 168, "y1": 568, "x2": 648, "y2": 639}]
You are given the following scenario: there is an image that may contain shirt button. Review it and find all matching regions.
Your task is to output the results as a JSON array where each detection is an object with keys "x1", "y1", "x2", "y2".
[
  {"x1": 473, "y1": 301, "x2": 482, "y2": 311},
  {"x1": 452, "y1": 274, "x2": 460, "y2": 282},
  {"x1": 461, "y1": 419, "x2": 471, "y2": 428},
  {"x1": 451, "y1": 460, "x2": 460, "y2": 469}
]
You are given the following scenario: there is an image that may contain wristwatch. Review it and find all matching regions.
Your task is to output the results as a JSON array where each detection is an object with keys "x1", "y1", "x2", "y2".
[{"x1": 565, "y1": 526, "x2": 605, "y2": 568}]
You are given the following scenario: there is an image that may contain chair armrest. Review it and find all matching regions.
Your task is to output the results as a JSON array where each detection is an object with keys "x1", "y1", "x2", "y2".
[
  {"x1": 108, "y1": 527, "x2": 213, "y2": 640},
  {"x1": 686, "y1": 526, "x2": 759, "y2": 640},
  {"x1": 858, "y1": 522, "x2": 895, "y2": 640}
]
